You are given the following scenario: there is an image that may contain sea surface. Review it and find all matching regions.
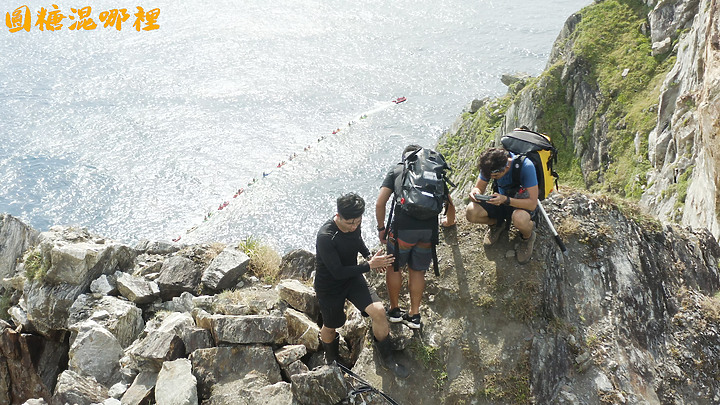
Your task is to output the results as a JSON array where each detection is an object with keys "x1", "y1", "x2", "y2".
[{"x1": 1, "y1": 0, "x2": 588, "y2": 253}]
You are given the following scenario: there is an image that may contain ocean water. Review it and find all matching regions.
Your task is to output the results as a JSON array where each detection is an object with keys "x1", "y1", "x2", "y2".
[{"x1": 1, "y1": 0, "x2": 588, "y2": 253}]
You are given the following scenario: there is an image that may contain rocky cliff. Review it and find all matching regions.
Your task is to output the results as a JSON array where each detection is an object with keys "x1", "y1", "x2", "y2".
[
  {"x1": 439, "y1": 0, "x2": 720, "y2": 241},
  {"x1": 0, "y1": 190, "x2": 719, "y2": 404}
]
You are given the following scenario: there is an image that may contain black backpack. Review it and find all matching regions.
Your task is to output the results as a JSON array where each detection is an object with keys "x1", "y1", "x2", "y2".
[
  {"x1": 393, "y1": 148, "x2": 452, "y2": 220},
  {"x1": 497, "y1": 128, "x2": 558, "y2": 200},
  {"x1": 387, "y1": 147, "x2": 454, "y2": 276}
]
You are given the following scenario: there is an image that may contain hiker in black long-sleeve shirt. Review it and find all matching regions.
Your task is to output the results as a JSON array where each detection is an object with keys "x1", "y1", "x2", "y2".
[{"x1": 314, "y1": 192, "x2": 409, "y2": 378}]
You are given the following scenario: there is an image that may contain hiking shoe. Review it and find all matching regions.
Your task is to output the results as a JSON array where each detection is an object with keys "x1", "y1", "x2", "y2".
[
  {"x1": 516, "y1": 230, "x2": 537, "y2": 264},
  {"x1": 402, "y1": 313, "x2": 421, "y2": 329},
  {"x1": 483, "y1": 220, "x2": 505, "y2": 246},
  {"x1": 387, "y1": 307, "x2": 406, "y2": 323}
]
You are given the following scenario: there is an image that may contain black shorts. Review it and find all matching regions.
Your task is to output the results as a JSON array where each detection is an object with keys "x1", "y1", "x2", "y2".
[
  {"x1": 477, "y1": 201, "x2": 538, "y2": 223},
  {"x1": 316, "y1": 276, "x2": 379, "y2": 329}
]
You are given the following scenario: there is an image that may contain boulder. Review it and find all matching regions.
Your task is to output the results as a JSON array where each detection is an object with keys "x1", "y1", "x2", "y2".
[
  {"x1": 67, "y1": 294, "x2": 144, "y2": 348},
  {"x1": 290, "y1": 365, "x2": 348, "y2": 405},
  {"x1": 0, "y1": 214, "x2": 39, "y2": 281},
  {"x1": 274, "y1": 344, "x2": 307, "y2": 367},
  {"x1": 284, "y1": 308, "x2": 320, "y2": 352},
  {"x1": 278, "y1": 249, "x2": 315, "y2": 281},
  {"x1": 90, "y1": 274, "x2": 118, "y2": 295},
  {"x1": 206, "y1": 378, "x2": 293, "y2": 405},
  {"x1": 115, "y1": 272, "x2": 160, "y2": 305},
  {"x1": 22, "y1": 228, "x2": 134, "y2": 336},
  {"x1": 68, "y1": 320, "x2": 123, "y2": 386},
  {"x1": 209, "y1": 314, "x2": 288, "y2": 345},
  {"x1": 501, "y1": 71, "x2": 531, "y2": 86},
  {"x1": 156, "y1": 256, "x2": 202, "y2": 299},
  {"x1": 652, "y1": 37, "x2": 672, "y2": 56},
  {"x1": 189, "y1": 346, "x2": 281, "y2": 400},
  {"x1": 155, "y1": 359, "x2": 198, "y2": 405},
  {"x1": 154, "y1": 311, "x2": 212, "y2": 355},
  {"x1": 133, "y1": 240, "x2": 179, "y2": 255},
  {"x1": 277, "y1": 279, "x2": 320, "y2": 321},
  {"x1": 283, "y1": 360, "x2": 309, "y2": 380},
  {"x1": 53, "y1": 369, "x2": 108, "y2": 405},
  {"x1": 201, "y1": 246, "x2": 250, "y2": 291},
  {"x1": 126, "y1": 331, "x2": 185, "y2": 372},
  {"x1": 120, "y1": 371, "x2": 157, "y2": 405}
]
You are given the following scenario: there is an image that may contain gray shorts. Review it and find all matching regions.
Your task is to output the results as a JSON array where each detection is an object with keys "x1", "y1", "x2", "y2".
[{"x1": 386, "y1": 228, "x2": 433, "y2": 271}]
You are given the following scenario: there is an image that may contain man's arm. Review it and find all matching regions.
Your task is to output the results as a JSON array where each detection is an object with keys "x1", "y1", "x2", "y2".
[
  {"x1": 316, "y1": 234, "x2": 370, "y2": 280},
  {"x1": 375, "y1": 187, "x2": 393, "y2": 243},
  {"x1": 502, "y1": 185, "x2": 538, "y2": 211},
  {"x1": 442, "y1": 195, "x2": 456, "y2": 227}
]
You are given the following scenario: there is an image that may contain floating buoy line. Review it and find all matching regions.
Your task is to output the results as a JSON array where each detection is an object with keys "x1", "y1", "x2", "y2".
[{"x1": 171, "y1": 96, "x2": 409, "y2": 242}]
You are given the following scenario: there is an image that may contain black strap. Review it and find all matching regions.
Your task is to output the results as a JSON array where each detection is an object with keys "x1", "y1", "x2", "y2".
[{"x1": 335, "y1": 362, "x2": 402, "y2": 405}]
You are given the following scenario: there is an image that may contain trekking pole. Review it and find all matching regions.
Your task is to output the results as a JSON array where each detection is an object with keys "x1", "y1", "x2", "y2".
[
  {"x1": 335, "y1": 362, "x2": 401, "y2": 405},
  {"x1": 537, "y1": 202, "x2": 567, "y2": 255}
]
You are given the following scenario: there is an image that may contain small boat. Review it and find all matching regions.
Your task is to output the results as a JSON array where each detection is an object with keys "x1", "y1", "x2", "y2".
[{"x1": 393, "y1": 97, "x2": 407, "y2": 104}]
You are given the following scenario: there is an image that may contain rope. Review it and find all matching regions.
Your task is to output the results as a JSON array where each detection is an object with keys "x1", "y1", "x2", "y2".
[{"x1": 173, "y1": 97, "x2": 408, "y2": 242}]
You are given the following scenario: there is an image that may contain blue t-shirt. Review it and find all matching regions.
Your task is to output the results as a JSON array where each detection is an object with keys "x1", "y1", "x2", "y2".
[{"x1": 478, "y1": 153, "x2": 538, "y2": 196}]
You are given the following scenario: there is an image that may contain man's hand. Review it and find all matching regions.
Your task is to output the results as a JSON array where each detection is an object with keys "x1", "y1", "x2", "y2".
[
  {"x1": 378, "y1": 228, "x2": 388, "y2": 244},
  {"x1": 469, "y1": 187, "x2": 481, "y2": 202},
  {"x1": 368, "y1": 250, "x2": 394, "y2": 272},
  {"x1": 488, "y1": 194, "x2": 508, "y2": 206}
]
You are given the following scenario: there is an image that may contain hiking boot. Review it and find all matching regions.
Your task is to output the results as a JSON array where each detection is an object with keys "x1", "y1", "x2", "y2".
[
  {"x1": 375, "y1": 336, "x2": 410, "y2": 379},
  {"x1": 516, "y1": 230, "x2": 536, "y2": 264},
  {"x1": 387, "y1": 307, "x2": 406, "y2": 323},
  {"x1": 483, "y1": 220, "x2": 505, "y2": 246},
  {"x1": 402, "y1": 313, "x2": 421, "y2": 329},
  {"x1": 321, "y1": 333, "x2": 340, "y2": 365}
]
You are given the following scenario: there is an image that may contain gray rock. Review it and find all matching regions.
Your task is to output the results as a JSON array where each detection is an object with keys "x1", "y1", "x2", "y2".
[
  {"x1": 156, "y1": 256, "x2": 202, "y2": 299},
  {"x1": 126, "y1": 331, "x2": 185, "y2": 372},
  {"x1": 155, "y1": 358, "x2": 198, "y2": 405},
  {"x1": 134, "y1": 240, "x2": 179, "y2": 255},
  {"x1": 68, "y1": 320, "x2": 123, "y2": 386},
  {"x1": 501, "y1": 72, "x2": 531, "y2": 86},
  {"x1": 283, "y1": 360, "x2": 309, "y2": 379},
  {"x1": 120, "y1": 371, "x2": 157, "y2": 405},
  {"x1": 210, "y1": 314, "x2": 287, "y2": 345},
  {"x1": 189, "y1": 345, "x2": 281, "y2": 400},
  {"x1": 0, "y1": 214, "x2": 39, "y2": 281},
  {"x1": 651, "y1": 37, "x2": 672, "y2": 56},
  {"x1": 290, "y1": 365, "x2": 348, "y2": 405},
  {"x1": 201, "y1": 247, "x2": 250, "y2": 291},
  {"x1": 22, "y1": 229, "x2": 134, "y2": 336},
  {"x1": 278, "y1": 249, "x2": 315, "y2": 281},
  {"x1": 274, "y1": 344, "x2": 307, "y2": 367},
  {"x1": 465, "y1": 98, "x2": 487, "y2": 114},
  {"x1": 284, "y1": 308, "x2": 320, "y2": 352},
  {"x1": 53, "y1": 369, "x2": 108, "y2": 405},
  {"x1": 115, "y1": 272, "x2": 160, "y2": 305},
  {"x1": 67, "y1": 294, "x2": 144, "y2": 348},
  {"x1": 277, "y1": 279, "x2": 320, "y2": 321},
  {"x1": 108, "y1": 382, "x2": 128, "y2": 399},
  {"x1": 90, "y1": 274, "x2": 118, "y2": 295}
]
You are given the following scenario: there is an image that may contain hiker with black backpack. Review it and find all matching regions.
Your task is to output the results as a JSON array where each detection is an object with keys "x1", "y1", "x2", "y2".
[
  {"x1": 314, "y1": 192, "x2": 409, "y2": 379},
  {"x1": 375, "y1": 144, "x2": 456, "y2": 330},
  {"x1": 466, "y1": 147, "x2": 539, "y2": 264}
]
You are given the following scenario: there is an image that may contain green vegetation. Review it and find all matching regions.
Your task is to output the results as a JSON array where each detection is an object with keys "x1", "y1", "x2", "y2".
[
  {"x1": 238, "y1": 237, "x2": 281, "y2": 285},
  {"x1": 409, "y1": 340, "x2": 448, "y2": 390},
  {"x1": 438, "y1": 0, "x2": 683, "y2": 206},
  {"x1": 482, "y1": 353, "x2": 532, "y2": 404},
  {"x1": 24, "y1": 249, "x2": 49, "y2": 281}
]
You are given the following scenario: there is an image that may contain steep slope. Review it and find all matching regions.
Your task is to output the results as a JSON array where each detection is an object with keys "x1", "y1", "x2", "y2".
[{"x1": 439, "y1": 0, "x2": 720, "y2": 240}]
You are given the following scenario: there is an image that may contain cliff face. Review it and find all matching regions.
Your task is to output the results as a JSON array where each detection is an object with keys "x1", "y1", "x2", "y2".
[
  {"x1": 440, "y1": 0, "x2": 720, "y2": 241},
  {"x1": 1, "y1": 191, "x2": 719, "y2": 405}
]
